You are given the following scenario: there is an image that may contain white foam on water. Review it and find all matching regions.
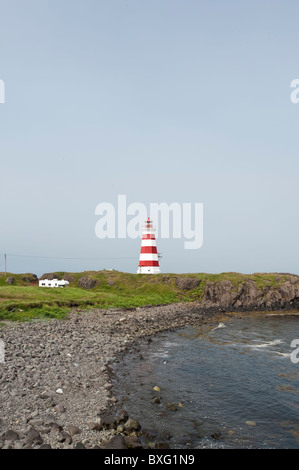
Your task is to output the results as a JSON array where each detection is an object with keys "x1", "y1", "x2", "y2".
[
  {"x1": 212, "y1": 323, "x2": 226, "y2": 331},
  {"x1": 270, "y1": 351, "x2": 292, "y2": 358},
  {"x1": 246, "y1": 339, "x2": 284, "y2": 349}
]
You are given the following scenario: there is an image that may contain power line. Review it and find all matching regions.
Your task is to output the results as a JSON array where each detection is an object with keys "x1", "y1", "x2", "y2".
[{"x1": 0, "y1": 253, "x2": 136, "y2": 261}]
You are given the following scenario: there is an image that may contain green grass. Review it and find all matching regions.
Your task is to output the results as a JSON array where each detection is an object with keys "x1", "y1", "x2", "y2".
[{"x1": 0, "y1": 270, "x2": 296, "y2": 322}]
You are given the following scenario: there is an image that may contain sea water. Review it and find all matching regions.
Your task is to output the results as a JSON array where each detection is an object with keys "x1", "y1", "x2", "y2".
[{"x1": 112, "y1": 313, "x2": 299, "y2": 448}]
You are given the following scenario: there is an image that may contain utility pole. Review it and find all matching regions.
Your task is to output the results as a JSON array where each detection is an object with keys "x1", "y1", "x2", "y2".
[{"x1": 4, "y1": 254, "x2": 6, "y2": 278}]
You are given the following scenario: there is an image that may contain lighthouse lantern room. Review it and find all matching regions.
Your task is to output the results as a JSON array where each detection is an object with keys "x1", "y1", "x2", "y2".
[{"x1": 137, "y1": 217, "x2": 161, "y2": 274}]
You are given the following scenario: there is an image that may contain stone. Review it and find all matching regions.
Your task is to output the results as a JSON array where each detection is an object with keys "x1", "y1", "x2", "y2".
[
  {"x1": 117, "y1": 410, "x2": 129, "y2": 423},
  {"x1": 124, "y1": 418, "x2": 141, "y2": 432},
  {"x1": 210, "y1": 432, "x2": 221, "y2": 440},
  {"x1": 39, "y1": 273, "x2": 60, "y2": 281},
  {"x1": 58, "y1": 431, "x2": 72, "y2": 445},
  {"x1": 5, "y1": 277, "x2": 15, "y2": 285},
  {"x1": 21, "y1": 274, "x2": 38, "y2": 283},
  {"x1": 155, "y1": 442, "x2": 170, "y2": 449},
  {"x1": 78, "y1": 277, "x2": 97, "y2": 290},
  {"x1": 40, "y1": 390, "x2": 57, "y2": 399},
  {"x1": 96, "y1": 412, "x2": 117, "y2": 430},
  {"x1": 175, "y1": 277, "x2": 201, "y2": 290},
  {"x1": 50, "y1": 422, "x2": 63, "y2": 433},
  {"x1": 54, "y1": 404, "x2": 66, "y2": 414},
  {"x1": 151, "y1": 397, "x2": 161, "y2": 404},
  {"x1": 165, "y1": 403, "x2": 178, "y2": 411},
  {"x1": 2, "y1": 430, "x2": 20, "y2": 442},
  {"x1": 67, "y1": 425, "x2": 82, "y2": 437},
  {"x1": 101, "y1": 435, "x2": 127, "y2": 449},
  {"x1": 74, "y1": 442, "x2": 86, "y2": 449},
  {"x1": 25, "y1": 428, "x2": 43, "y2": 446},
  {"x1": 124, "y1": 435, "x2": 143, "y2": 449},
  {"x1": 89, "y1": 421, "x2": 103, "y2": 431},
  {"x1": 63, "y1": 274, "x2": 75, "y2": 284}
]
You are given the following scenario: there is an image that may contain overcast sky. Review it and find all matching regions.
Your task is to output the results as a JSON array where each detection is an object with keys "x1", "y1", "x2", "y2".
[{"x1": 0, "y1": 0, "x2": 298, "y2": 276}]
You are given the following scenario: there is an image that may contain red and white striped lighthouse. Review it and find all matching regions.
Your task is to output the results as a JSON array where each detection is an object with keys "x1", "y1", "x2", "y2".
[{"x1": 137, "y1": 217, "x2": 161, "y2": 274}]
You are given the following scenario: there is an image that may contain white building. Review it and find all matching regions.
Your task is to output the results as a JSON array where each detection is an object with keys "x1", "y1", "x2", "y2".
[{"x1": 39, "y1": 279, "x2": 70, "y2": 288}]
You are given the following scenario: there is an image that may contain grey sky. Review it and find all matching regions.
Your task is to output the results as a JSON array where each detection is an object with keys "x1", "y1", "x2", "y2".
[{"x1": 0, "y1": 0, "x2": 298, "y2": 276}]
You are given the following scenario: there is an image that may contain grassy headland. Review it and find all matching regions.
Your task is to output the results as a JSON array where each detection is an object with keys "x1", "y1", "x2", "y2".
[{"x1": 0, "y1": 270, "x2": 295, "y2": 322}]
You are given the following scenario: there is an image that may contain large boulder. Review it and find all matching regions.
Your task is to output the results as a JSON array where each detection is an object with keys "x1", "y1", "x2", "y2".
[
  {"x1": 62, "y1": 274, "x2": 75, "y2": 284},
  {"x1": 39, "y1": 273, "x2": 60, "y2": 281},
  {"x1": 202, "y1": 276, "x2": 299, "y2": 310},
  {"x1": 78, "y1": 276, "x2": 97, "y2": 289},
  {"x1": 175, "y1": 277, "x2": 201, "y2": 290},
  {"x1": 204, "y1": 280, "x2": 236, "y2": 308},
  {"x1": 21, "y1": 274, "x2": 38, "y2": 283},
  {"x1": 5, "y1": 277, "x2": 15, "y2": 285}
]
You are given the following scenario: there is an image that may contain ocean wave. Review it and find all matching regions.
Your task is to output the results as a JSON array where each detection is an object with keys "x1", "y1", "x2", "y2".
[
  {"x1": 212, "y1": 323, "x2": 226, "y2": 331},
  {"x1": 245, "y1": 339, "x2": 284, "y2": 349}
]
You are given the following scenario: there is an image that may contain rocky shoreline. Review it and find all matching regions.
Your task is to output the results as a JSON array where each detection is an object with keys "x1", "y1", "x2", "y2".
[{"x1": 0, "y1": 301, "x2": 298, "y2": 449}]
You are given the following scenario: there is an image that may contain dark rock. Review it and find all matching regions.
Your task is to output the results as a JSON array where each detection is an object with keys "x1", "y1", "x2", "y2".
[
  {"x1": 97, "y1": 411, "x2": 117, "y2": 429},
  {"x1": 40, "y1": 390, "x2": 57, "y2": 399},
  {"x1": 39, "y1": 273, "x2": 61, "y2": 281},
  {"x1": 89, "y1": 422, "x2": 103, "y2": 431},
  {"x1": 124, "y1": 435, "x2": 143, "y2": 449},
  {"x1": 202, "y1": 275, "x2": 299, "y2": 310},
  {"x1": 39, "y1": 444, "x2": 52, "y2": 449},
  {"x1": 54, "y1": 404, "x2": 66, "y2": 415},
  {"x1": 165, "y1": 403, "x2": 178, "y2": 412},
  {"x1": 58, "y1": 431, "x2": 72, "y2": 445},
  {"x1": 43, "y1": 415, "x2": 56, "y2": 426},
  {"x1": 101, "y1": 435, "x2": 128, "y2": 449},
  {"x1": 74, "y1": 442, "x2": 86, "y2": 449},
  {"x1": 151, "y1": 397, "x2": 161, "y2": 404},
  {"x1": 2, "y1": 430, "x2": 20, "y2": 442},
  {"x1": 67, "y1": 425, "x2": 82, "y2": 437},
  {"x1": 21, "y1": 274, "x2": 38, "y2": 283},
  {"x1": 25, "y1": 428, "x2": 43, "y2": 446},
  {"x1": 63, "y1": 274, "x2": 75, "y2": 284},
  {"x1": 175, "y1": 277, "x2": 201, "y2": 290},
  {"x1": 5, "y1": 277, "x2": 15, "y2": 285},
  {"x1": 141, "y1": 429, "x2": 157, "y2": 440},
  {"x1": 155, "y1": 442, "x2": 170, "y2": 449},
  {"x1": 177, "y1": 435, "x2": 192, "y2": 445},
  {"x1": 78, "y1": 276, "x2": 97, "y2": 290},
  {"x1": 50, "y1": 422, "x2": 63, "y2": 433},
  {"x1": 117, "y1": 409, "x2": 129, "y2": 423},
  {"x1": 124, "y1": 418, "x2": 141, "y2": 432},
  {"x1": 159, "y1": 431, "x2": 172, "y2": 440},
  {"x1": 210, "y1": 432, "x2": 221, "y2": 440}
]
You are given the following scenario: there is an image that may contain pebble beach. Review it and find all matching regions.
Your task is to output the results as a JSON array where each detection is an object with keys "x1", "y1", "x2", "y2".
[{"x1": 0, "y1": 302, "x2": 219, "y2": 449}]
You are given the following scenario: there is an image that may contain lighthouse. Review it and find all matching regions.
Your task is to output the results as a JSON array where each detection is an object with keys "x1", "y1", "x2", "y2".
[{"x1": 137, "y1": 217, "x2": 161, "y2": 274}]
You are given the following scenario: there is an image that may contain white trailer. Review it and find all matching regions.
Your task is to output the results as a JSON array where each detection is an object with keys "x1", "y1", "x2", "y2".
[{"x1": 39, "y1": 279, "x2": 69, "y2": 288}]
